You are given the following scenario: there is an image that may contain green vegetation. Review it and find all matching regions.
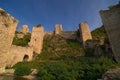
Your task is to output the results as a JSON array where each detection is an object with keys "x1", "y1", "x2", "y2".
[
  {"x1": 108, "y1": 3, "x2": 120, "y2": 9},
  {"x1": 12, "y1": 32, "x2": 31, "y2": 46},
  {"x1": 12, "y1": 34, "x2": 120, "y2": 80},
  {"x1": 13, "y1": 56, "x2": 120, "y2": 80},
  {"x1": 36, "y1": 24, "x2": 42, "y2": 27},
  {"x1": 91, "y1": 26, "x2": 107, "y2": 39},
  {"x1": 85, "y1": 48, "x2": 94, "y2": 57},
  {"x1": 36, "y1": 35, "x2": 85, "y2": 60},
  {"x1": 14, "y1": 66, "x2": 31, "y2": 76}
]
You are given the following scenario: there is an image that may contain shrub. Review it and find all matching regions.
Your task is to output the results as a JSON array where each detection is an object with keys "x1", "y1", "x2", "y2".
[
  {"x1": 14, "y1": 66, "x2": 31, "y2": 76},
  {"x1": 12, "y1": 33, "x2": 31, "y2": 46}
]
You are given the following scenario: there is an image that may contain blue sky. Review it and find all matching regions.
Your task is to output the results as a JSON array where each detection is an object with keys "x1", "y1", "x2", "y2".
[{"x1": 0, "y1": 0, "x2": 119, "y2": 32}]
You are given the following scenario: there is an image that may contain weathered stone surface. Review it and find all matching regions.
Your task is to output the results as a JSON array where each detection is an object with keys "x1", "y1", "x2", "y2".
[
  {"x1": 55, "y1": 24, "x2": 62, "y2": 35},
  {"x1": 94, "y1": 46, "x2": 104, "y2": 57},
  {"x1": 60, "y1": 31, "x2": 77, "y2": 39},
  {"x1": 78, "y1": 22, "x2": 92, "y2": 48},
  {"x1": 7, "y1": 45, "x2": 33, "y2": 66},
  {"x1": 16, "y1": 33, "x2": 24, "y2": 38},
  {"x1": 45, "y1": 31, "x2": 54, "y2": 35},
  {"x1": 103, "y1": 68, "x2": 120, "y2": 80},
  {"x1": 0, "y1": 8, "x2": 18, "y2": 73},
  {"x1": 19, "y1": 25, "x2": 29, "y2": 34},
  {"x1": 29, "y1": 25, "x2": 44, "y2": 54},
  {"x1": 100, "y1": 2, "x2": 120, "y2": 61}
]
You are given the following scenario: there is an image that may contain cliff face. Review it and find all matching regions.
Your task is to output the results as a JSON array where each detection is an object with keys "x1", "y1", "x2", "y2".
[
  {"x1": 0, "y1": 8, "x2": 18, "y2": 73},
  {"x1": 100, "y1": 3, "x2": 120, "y2": 62}
]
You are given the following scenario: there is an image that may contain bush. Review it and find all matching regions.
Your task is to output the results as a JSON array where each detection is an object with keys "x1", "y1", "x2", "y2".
[
  {"x1": 14, "y1": 66, "x2": 31, "y2": 76},
  {"x1": 12, "y1": 33, "x2": 31, "y2": 46}
]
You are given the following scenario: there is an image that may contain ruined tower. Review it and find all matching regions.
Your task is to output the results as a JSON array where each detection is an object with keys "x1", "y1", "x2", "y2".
[
  {"x1": 55, "y1": 24, "x2": 63, "y2": 35},
  {"x1": 19, "y1": 25, "x2": 29, "y2": 34},
  {"x1": 100, "y1": 2, "x2": 120, "y2": 61},
  {"x1": 29, "y1": 25, "x2": 44, "y2": 54},
  {"x1": 0, "y1": 8, "x2": 18, "y2": 72},
  {"x1": 78, "y1": 22, "x2": 92, "y2": 48}
]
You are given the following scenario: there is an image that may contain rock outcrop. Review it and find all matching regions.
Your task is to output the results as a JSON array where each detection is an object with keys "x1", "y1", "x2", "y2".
[
  {"x1": 0, "y1": 8, "x2": 18, "y2": 73},
  {"x1": 100, "y1": 2, "x2": 120, "y2": 61},
  {"x1": 54, "y1": 24, "x2": 62, "y2": 35},
  {"x1": 29, "y1": 25, "x2": 44, "y2": 54},
  {"x1": 78, "y1": 22, "x2": 92, "y2": 48}
]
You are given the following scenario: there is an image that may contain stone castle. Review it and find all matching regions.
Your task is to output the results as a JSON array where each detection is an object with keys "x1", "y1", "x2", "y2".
[
  {"x1": 0, "y1": 1, "x2": 120, "y2": 74},
  {"x1": 0, "y1": 8, "x2": 92, "y2": 73}
]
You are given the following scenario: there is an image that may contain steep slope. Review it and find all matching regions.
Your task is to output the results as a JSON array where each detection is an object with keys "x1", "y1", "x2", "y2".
[
  {"x1": 36, "y1": 34, "x2": 85, "y2": 60},
  {"x1": 91, "y1": 25, "x2": 107, "y2": 39}
]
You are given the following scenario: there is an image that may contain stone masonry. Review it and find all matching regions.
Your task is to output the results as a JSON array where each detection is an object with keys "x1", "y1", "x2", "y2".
[
  {"x1": 78, "y1": 22, "x2": 92, "y2": 48},
  {"x1": 0, "y1": 8, "x2": 18, "y2": 73},
  {"x1": 100, "y1": 2, "x2": 120, "y2": 61},
  {"x1": 55, "y1": 24, "x2": 63, "y2": 35},
  {"x1": 19, "y1": 25, "x2": 29, "y2": 34},
  {"x1": 29, "y1": 25, "x2": 44, "y2": 54},
  {"x1": 7, "y1": 45, "x2": 33, "y2": 66}
]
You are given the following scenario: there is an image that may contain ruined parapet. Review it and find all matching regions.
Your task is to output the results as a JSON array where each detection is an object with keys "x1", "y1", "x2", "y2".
[
  {"x1": 0, "y1": 8, "x2": 18, "y2": 73},
  {"x1": 19, "y1": 25, "x2": 29, "y2": 34},
  {"x1": 100, "y1": 2, "x2": 120, "y2": 61},
  {"x1": 17, "y1": 25, "x2": 29, "y2": 38},
  {"x1": 29, "y1": 25, "x2": 44, "y2": 54},
  {"x1": 54, "y1": 24, "x2": 62, "y2": 35},
  {"x1": 78, "y1": 22, "x2": 92, "y2": 48},
  {"x1": 7, "y1": 45, "x2": 33, "y2": 66},
  {"x1": 60, "y1": 31, "x2": 77, "y2": 39},
  {"x1": 45, "y1": 31, "x2": 54, "y2": 35}
]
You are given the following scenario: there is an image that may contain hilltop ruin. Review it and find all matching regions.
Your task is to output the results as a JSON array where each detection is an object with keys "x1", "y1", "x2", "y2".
[
  {"x1": 0, "y1": 7, "x2": 93, "y2": 73},
  {"x1": 1, "y1": 1, "x2": 120, "y2": 73}
]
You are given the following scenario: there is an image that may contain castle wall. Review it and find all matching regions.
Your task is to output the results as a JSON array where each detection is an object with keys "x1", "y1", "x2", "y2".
[
  {"x1": 7, "y1": 45, "x2": 33, "y2": 66},
  {"x1": 45, "y1": 31, "x2": 54, "y2": 35},
  {"x1": 29, "y1": 26, "x2": 44, "y2": 54},
  {"x1": 78, "y1": 22, "x2": 92, "y2": 48},
  {"x1": 60, "y1": 31, "x2": 77, "y2": 39},
  {"x1": 19, "y1": 25, "x2": 29, "y2": 34},
  {"x1": 55, "y1": 24, "x2": 62, "y2": 35},
  {"x1": 0, "y1": 8, "x2": 18, "y2": 73},
  {"x1": 100, "y1": 3, "x2": 120, "y2": 61}
]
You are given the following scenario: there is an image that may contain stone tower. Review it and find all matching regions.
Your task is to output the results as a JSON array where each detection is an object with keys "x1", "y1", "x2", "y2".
[
  {"x1": 55, "y1": 24, "x2": 62, "y2": 35},
  {"x1": 19, "y1": 25, "x2": 29, "y2": 34},
  {"x1": 78, "y1": 22, "x2": 92, "y2": 48},
  {"x1": 29, "y1": 25, "x2": 44, "y2": 54},
  {"x1": 0, "y1": 8, "x2": 18, "y2": 73},
  {"x1": 100, "y1": 2, "x2": 120, "y2": 61}
]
